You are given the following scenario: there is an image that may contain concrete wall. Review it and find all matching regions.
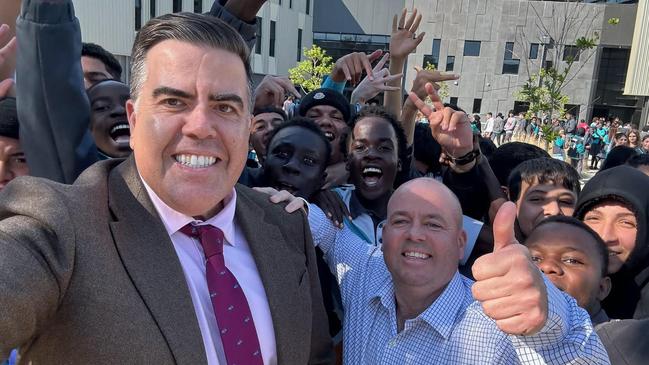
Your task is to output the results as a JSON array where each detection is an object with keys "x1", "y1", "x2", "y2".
[
  {"x1": 404, "y1": 0, "x2": 636, "y2": 120},
  {"x1": 313, "y1": 0, "x2": 404, "y2": 35}
]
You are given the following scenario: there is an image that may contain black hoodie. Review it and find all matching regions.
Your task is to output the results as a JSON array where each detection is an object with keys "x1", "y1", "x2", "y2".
[{"x1": 575, "y1": 165, "x2": 649, "y2": 319}]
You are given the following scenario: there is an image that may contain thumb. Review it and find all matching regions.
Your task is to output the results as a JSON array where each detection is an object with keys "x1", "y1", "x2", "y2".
[
  {"x1": 367, "y1": 49, "x2": 383, "y2": 62},
  {"x1": 492, "y1": 201, "x2": 518, "y2": 252}
]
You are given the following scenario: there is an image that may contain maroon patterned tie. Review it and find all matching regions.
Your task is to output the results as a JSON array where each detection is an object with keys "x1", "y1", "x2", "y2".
[{"x1": 180, "y1": 224, "x2": 263, "y2": 365}]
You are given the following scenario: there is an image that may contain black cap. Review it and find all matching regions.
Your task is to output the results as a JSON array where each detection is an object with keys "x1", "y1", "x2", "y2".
[
  {"x1": 0, "y1": 97, "x2": 19, "y2": 140},
  {"x1": 298, "y1": 88, "x2": 351, "y2": 124}
]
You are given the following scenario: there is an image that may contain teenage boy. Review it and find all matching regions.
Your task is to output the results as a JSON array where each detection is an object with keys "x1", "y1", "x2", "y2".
[
  {"x1": 525, "y1": 215, "x2": 612, "y2": 325},
  {"x1": 507, "y1": 157, "x2": 581, "y2": 240},
  {"x1": 249, "y1": 106, "x2": 287, "y2": 165}
]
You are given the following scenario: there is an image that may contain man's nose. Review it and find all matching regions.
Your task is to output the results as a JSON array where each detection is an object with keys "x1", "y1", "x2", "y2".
[
  {"x1": 537, "y1": 259, "x2": 563, "y2": 276},
  {"x1": 282, "y1": 157, "x2": 300, "y2": 175},
  {"x1": 183, "y1": 105, "x2": 216, "y2": 139},
  {"x1": 543, "y1": 201, "x2": 561, "y2": 217}
]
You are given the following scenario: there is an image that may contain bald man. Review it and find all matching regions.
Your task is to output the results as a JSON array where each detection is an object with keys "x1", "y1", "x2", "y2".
[{"x1": 307, "y1": 178, "x2": 609, "y2": 364}]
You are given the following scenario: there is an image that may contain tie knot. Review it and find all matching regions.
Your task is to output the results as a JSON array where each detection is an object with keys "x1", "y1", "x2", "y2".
[{"x1": 180, "y1": 224, "x2": 225, "y2": 258}]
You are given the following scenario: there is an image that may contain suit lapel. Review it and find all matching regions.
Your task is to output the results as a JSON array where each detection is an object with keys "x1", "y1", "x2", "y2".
[
  {"x1": 108, "y1": 157, "x2": 206, "y2": 364},
  {"x1": 235, "y1": 187, "x2": 304, "y2": 363}
]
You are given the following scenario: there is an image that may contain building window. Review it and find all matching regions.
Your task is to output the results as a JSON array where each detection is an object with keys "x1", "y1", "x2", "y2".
[
  {"x1": 450, "y1": 97, "x2": 458, "y2": 106},
  {"x1": 446, "y1": 56, "x2": 455, "y2": 72},
  {"x1": 563, "y1": 45, "x2": 580, "y2": 62},
  {"x1": 529, "y1": 43, "x2": 539, "y2": 60},
  {"x1": 502, "y1": 42, "x2": 520, "y2": 74},
  {"x1": 269, "y1": 20, "x2": 276, "y2": 57},
  {"x1": 297, "y1": 29, "x2": 303, "y2": 61},
  {"x1": 173, "y1": 0, "x2": 182, "y2": 12},
  {"x1": 278, "y1": 0, "x2": 282, "y2": 5},
  {"x1": 306, "y1": 0, "x2": 311, "y2": 15},
  {"x1": 255, "y1": 17, "x2": 262, "y2": 55},
  {"x1": 290, "y1": 0, "x2": 293, "y2": 8},
  {"x1": 472, "y1": 99, "x2": 482, "y2": 114},
  {"x1": 463, "y1": 41, "x2": 481, "y2": 57},
  {"x1": 194, "y1": 0, "x2": 202, "y2": 13},
  {"x1": 423, "y1": 39, "x2": 441, "y2": 69},
  {"x1": 150, "y1": 0, "x2": 156, "y2": 18},
  {"x1": 135, "y1": 0, "x2": 142, "y2": 30}
]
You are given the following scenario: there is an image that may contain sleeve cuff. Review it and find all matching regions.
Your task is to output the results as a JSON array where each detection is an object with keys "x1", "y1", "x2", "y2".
[{"x1": 321, "y1": 75, "x2": 347, "y2": 94}]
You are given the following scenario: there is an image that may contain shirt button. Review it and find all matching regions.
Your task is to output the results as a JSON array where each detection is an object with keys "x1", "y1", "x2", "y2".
[{"x1": 389, "y1": 339, "x2": 397, "y2": 348}]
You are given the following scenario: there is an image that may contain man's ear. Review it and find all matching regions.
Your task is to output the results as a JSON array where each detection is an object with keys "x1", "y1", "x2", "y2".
[
  {"x1": 502, "y1": 186, "x2": 511, "y2": 200},
  {"x1": 457, "y1": 229, "x2": 467, "y2": 262},
  {"x1": 597, "y1": 276, "x2": 612, "y2": 302},
  {"x1": 126, "y1": 99, "x2": 137, "y2": 150},
  {"x1": 397, "y1": 159, "x2": 402, "y2": 172}
]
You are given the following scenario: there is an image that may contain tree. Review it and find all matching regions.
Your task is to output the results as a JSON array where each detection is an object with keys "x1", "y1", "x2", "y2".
[
  {"x1": 423, "y1": 62, "x2": 450, "y2": 100},
  {"x1": 288, "y1": 45, "x2": 333, "y2": 94},
  {"x1": 514, "y1": 0, "x2": 612, "y2": 118}
]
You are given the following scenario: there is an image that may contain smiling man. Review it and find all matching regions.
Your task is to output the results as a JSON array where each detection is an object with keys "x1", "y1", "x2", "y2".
[
  {"x1": 308, "y1": 178, "x2": 609, "y2": 364},
  {"x1": 87, "y1": 79, "x2": 131, "y2": 158},
  {"x1": 0, "y1": 10, "x2": 332, "y2": 365}
]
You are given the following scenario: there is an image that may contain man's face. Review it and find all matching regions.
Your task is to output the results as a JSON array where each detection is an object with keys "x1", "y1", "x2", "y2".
[
  {"x1": 264, "y1": 126, "x2": 328, "y2": 199},
  {"x1": 348, "y1": 117, "x2": 399, "y2": 202},
  {"x1": 81, "y1": 56, "x2": 113, "y2": 89},
  {"x1": 583, "y1": 202, "x2": 637, "y2": 274},
  {"x1": 126, "y1": 40, "x2": 252, "y2": 218},
  {"x1": 305, "y1": 105, "x2": 347, "y2": 164},
  {"x1": 382, "y1": 180, "x2": 465, "y2": 295},
  {"x1": 88, "y1": 80, "x2": 131, "y2": 158},
  {"x1": 0, "y1": 136, "x2": 29, "y2": 191},
  {"x1": 527, "y1": 223, "x2": 610, "y2": 316},
  {"x1": 515, "y1": 182, "x2": 577, "y2": 237},
  {"x1": 617, "y1": 135, "x2": 628, "y2": 146},
  {"x1": 250, "y1": 111, "x2": 284, "y2": 162}
]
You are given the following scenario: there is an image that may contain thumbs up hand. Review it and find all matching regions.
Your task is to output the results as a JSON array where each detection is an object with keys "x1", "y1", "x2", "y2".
[{"x1": 471, "y1": 202, "x2": 548, "y2": 336}]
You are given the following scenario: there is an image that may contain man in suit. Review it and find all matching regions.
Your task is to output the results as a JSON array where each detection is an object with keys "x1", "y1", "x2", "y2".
[{"x1": 0, "y1": 11, "x2": 333, "y2": 365}]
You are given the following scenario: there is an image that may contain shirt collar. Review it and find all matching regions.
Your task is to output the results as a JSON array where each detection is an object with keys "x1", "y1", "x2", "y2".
[
  {"x1": 349, "y1": 190, "x2": 385, "y2": 221},
  {"x1": 373, "y1": 271, "x2": 465, "y2": 339},
  {"x1": 140, "y1": 176, "x2": 238, "y2": 246}
]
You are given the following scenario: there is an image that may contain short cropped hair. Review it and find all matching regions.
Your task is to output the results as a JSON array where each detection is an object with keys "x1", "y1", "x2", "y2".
[
  {"x1": 508, "y1": 157, "x2": 581, "y2": 201},
  {"x1": 626, "y1": 153, "x2": 649, "y2": 168},
  {"x1": 489, "y1": 142, "x2": 550, "y2": 185},
  {"x1": 532, "y1": 215, "x2": 609, "y2": 277},
  {"x1": 82, "y1": 42, "x2": 122, "y2": 79},
  {"x1": 266, "y1": 117, "x2": 332, "y2": 168},
  {"x1": 130, "y1": 13, "x2": 252, "y2": 107},
  {"x1": 254, "y1": 106, "x2": 287, "y2": 121}
]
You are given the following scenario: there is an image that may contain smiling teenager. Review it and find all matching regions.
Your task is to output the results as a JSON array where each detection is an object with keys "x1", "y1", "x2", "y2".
[{"x1": 87, "y1": 79, "x2": 131, "y2": 158}]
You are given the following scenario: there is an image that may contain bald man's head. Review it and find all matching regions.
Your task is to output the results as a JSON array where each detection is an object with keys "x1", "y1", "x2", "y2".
[
  {"x1": 382, "y1": 178, "x2": 467, "y2": 295},
  {"x1": 388, "y1": 178, "x2": 463, "y2": 229}
]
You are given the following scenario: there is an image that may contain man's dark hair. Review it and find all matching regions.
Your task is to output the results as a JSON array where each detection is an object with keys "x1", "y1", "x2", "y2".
[
  {"x1": 253, "y1": 106, "x2": 287, "y2": 121},
  {"x1": 130, "y1": 13, "x2": 252, "y2": 106},
  {"x1": 531, "y1": 215, "x2": 609, "y2": 277},
  {"x1": 627, "y1": 153, "x2": 649, "y2": 168},
  {"x1": 489, "y1": 142, "x2": 550, "y2": 185},
  {"x1": 82, "y1": 42, "x2": 123, "y2": 80},
  {"x1": 478, "y1": 135, "x2": 497, "y2": 159},
  {"x1": 349, "y1": 106, "x2": 408, "y2": 167},
  {"x1": 600, "y1": 146, "x2": 639, "y2": 172},
  {"x1": 266, "y1": 117, "x2": 332, "y2": 167},
  {"x1": 413, "y1": 123, "x2": 442, "y2": 174},
  {"x1": 508, "y1": 157, "x2": 581, "y2": 201}
]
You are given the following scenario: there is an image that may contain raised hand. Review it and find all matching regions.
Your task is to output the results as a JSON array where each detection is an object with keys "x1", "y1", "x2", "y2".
[
  {"x1": 409, "y1": 66, "x2": 458, "y2": 101},
  {"x1": 330, "y1": 49, "x2": 383, "y2": 85},
  {"x1": 389, "y1": 8, "x2": 425, "y2": 60},
  {"x1": 253, "y1": 75, "x2": 300, "y2": 111},
  {"x1": 350, "y1": 52, "x2": 402, "y2": 104},
  {"x1": 471, "y1": 202, "x2": 548, "y2": 336},
  {"x1": 408, "y1": 83, "x2": 473, "y2": 158},
  {"x1": 0, "y1": 24, "x2": 16, "y2": 98}
]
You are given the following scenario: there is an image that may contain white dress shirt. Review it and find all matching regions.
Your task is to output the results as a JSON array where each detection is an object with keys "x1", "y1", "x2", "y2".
[{"x1": 141, "y1": 180, "x2": 277, "y2": 365}]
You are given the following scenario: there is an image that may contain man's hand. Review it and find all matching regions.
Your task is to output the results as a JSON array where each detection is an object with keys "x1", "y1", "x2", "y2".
[
  {"x1": 471, "y1": 202, "x2": 548, "y2": 336},
  {"x1": 409, "y1": 66, "x2": 458, "y2": 101},
  {"x1": 330, "y1": 49, "x2": 383, "y2": 85},
  {"x1": 253, "y1": 187, "x2": 307, "y2": 214},
  {"x1": 350, "y1": 52, "x2": 402, "y2": 104},
  {"x1": 224, "y1": 0, "x2": 267, "y2": 22},
  {"x1": 389, "y1": 8, "x2": 425, "y2": 60},
  {"x1": 0, "y1": 24, "x2": 16, "y2": 98},
  {"x1": 408, "y1": 83, "x2": 473, "y2": 158},
  {"x1": 253, "y1": 75, "x2": 300, "y2": 111}
]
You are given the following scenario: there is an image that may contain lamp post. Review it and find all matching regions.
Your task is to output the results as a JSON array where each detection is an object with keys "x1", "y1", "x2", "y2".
[{"x1": 538, "y1": 34, "x2": 553, "y2": 88}]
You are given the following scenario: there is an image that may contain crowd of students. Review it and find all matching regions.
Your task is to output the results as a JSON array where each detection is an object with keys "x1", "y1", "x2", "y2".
[{"x1": 1, "y1": 1, "x2": 648, "y2": 364}]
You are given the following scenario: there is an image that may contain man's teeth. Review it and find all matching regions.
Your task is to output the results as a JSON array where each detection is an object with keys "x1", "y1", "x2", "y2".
[
  {"x1": 324, "y1": 132, "x2": 334, "y2": 140},
  {"x1": 404, "y1": 251, "x2": 431, "y2": 259},
  {"x1": 175, "y1": 154, "x2": 217, "y2": 168},
  {"x1": 363, "y1": 167, "x2": 382, "y2": 174},
  {"x1": 110, "y1": 124, "x2": 130, "y2": 134}
]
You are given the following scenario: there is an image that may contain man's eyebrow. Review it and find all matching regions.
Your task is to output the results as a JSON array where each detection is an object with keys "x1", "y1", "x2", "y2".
[
  {"x1": 152, "y1": 86, "x2": 194, "y2": 99},
  {"x1": 209, "y1": 93, "x2": 245, "y2": 108}
]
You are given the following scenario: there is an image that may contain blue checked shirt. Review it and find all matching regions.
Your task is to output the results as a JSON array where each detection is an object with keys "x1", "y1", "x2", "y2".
[{"x1": 308, "y1": 205, "x2": 610, "y2": 364}]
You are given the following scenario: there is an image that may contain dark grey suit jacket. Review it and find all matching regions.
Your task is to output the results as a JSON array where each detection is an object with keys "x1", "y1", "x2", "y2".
[{"x1": 0, "y1": 158, "x2": 333, "y2": 364}]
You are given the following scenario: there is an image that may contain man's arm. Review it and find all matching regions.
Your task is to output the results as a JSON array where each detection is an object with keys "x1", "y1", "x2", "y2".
[
  {"x1": 209, "y1": 0, "x2": 266, "y2": 50},
  {"x1": 16, "y1": 0, "x2": 97, "y2": 183},
  {"x1": 0, "y1": 180, "x2": 75, "y2": 361}
]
